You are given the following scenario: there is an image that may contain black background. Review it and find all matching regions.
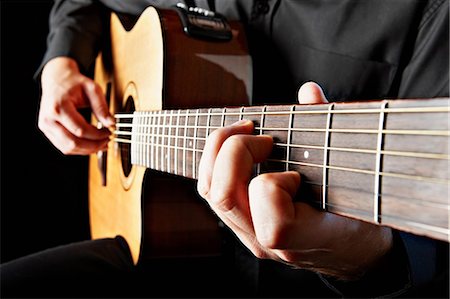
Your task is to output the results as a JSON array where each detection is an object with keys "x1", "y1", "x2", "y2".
[{"x1": 1, "y1": 0, "x2": 90, "y2": 263}]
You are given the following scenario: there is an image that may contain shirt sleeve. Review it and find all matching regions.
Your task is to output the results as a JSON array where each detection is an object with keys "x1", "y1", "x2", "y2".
[{"x1": 35, "y1": 0, "x2": 109, "y2": 79}]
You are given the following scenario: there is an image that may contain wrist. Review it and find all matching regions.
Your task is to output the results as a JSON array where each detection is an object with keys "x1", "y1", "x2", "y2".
[{"x1": 41, "y1": 57, "x2": 80, "y2": 81}]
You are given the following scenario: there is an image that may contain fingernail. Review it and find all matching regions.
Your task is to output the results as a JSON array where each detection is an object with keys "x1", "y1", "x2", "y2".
[{"x1": 106, "y1": 115, "x2": 116, "y2": 126}]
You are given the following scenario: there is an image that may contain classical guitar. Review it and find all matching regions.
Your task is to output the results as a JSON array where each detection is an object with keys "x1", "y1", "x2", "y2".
[{"x1": 89, "y1": 6, "x2": 450, "y2": 265}]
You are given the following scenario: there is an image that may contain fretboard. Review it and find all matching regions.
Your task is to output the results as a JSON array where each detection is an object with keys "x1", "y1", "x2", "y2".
[{"x1": 114, "y1": 98, "x2": 450, "y2": 242}]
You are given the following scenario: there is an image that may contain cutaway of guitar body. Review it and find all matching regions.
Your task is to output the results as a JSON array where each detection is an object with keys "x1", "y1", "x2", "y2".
[{"x1": 89, "y1": 6, "x2": 251, "y2": 264}]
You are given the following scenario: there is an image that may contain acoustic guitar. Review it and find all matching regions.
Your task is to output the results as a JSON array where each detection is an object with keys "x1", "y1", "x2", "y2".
[{"x1": 89, "y1": 5, "x2": 450, "y2": 265}]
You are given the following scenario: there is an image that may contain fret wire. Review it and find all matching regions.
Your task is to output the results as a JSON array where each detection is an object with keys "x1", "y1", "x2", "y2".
[
  {"x1": 168, "y1": 110, "x2": 173, "y2": 174},
  {"x1": 257, "y1": 106, "x2": 268, "y2": 176},
  {"x1": 114, "y1": 105, "x2": 450, "y2": 119},
  {"x1": 374, "y1": 101, "x2": 387, "y2": 224},
  {"x1": 165, "y1": 110, "x2": 170, "y2": 172},
  {"x1": 175, "y1": 110, "x2": 181, "y2": 176},
  {"x1": 130, "y1": 112, "x2": 137, "y2": 165},
  {"x1": 115, "y1": 138, "x2": 450, "y2": 185},
  {"x1": 139, "y1": 113, "x2": 144, "y2": 166},
  {"x1": 150, "y1": 111, "x2": 156, "y2": 169},
  {"x1": 161, "y1": 111, "x2": 167, "y2": 172},
  {"x1": 193, "y1": 109, "x2": 199, "y2": 179},
  {"x1": 139, "y1": 113, "x2": 144, "y2": 167},
  {"x1": 135, "y1": 114, "x2": 140, "y2": 166},
  {"x1": 239, "y1": 107, "x2": 245, "y2": 121},
  {"x1": 148, "y1": 111, "x2": 154, "y2": 169},
  {"x1": 206, "y1": 108, "x2": 212, "y2": 138},
  {"x1": 221, "y1": 108, "x2": 226, "y2": 128},
  {"x1": 155, "y1": 111, "x2": 161, "y2": 171},
  {"x1": 286, "y1": 105, "x2": 295, "y2": 171},
  {"x1": 183, "y1": 111, "x2": 188, "y2": 177},
  {"x1": 143, "y1": 112, "x2": 147, "y2": 168},
  {"x1": 322, "y1": 103, "x2": 334, "y2": 210}
]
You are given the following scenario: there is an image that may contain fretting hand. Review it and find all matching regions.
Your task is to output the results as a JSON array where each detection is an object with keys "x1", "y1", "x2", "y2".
[{"x1": 197, "y1": 82, "x2": 393, "y2": 279}]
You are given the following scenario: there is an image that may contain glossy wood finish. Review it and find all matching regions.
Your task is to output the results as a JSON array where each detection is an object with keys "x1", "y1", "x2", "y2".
[{"x1": 89, "y1": 6, "x2": 250, "y2": 264}]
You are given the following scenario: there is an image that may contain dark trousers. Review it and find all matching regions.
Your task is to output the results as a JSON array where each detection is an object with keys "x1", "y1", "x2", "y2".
[{"x1": 0, "y1": 236, "x2": 240, "y2": 298}]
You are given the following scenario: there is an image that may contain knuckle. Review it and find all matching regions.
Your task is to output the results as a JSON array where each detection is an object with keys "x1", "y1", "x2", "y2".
[
  {"x1": 257, "y1": 221, "x2": 291, "y2": 250},
  {"x1": 249, "y1": 173, "x2": 278, "y2": 195},
  {"x1": 211, "y1": 193, "x2": 235, "y2": 213}
]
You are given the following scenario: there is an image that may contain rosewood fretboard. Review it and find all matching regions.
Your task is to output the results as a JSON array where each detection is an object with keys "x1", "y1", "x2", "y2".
[{"x1": 114, "y1": 97, "x2": 450, "y2": 242}]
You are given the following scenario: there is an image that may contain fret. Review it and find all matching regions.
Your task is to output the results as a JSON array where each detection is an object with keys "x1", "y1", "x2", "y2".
[
  {"x1": 111, "y1": 97, "x2": 450, "y2": 242},
  {"x1": 285, "y1": 106, "x2": 295, "y2": 171},
  {"x1": 167, "y1": 110, "x2": 173, "y2": 173},
  {"x1": 183, "y1": 111, "x2": 189, "y2": 177},
  {"x1": 261, "y1": 106, "x2": 292, "y2": 174},
  {"x1": 175, "y1": 110, "x2": 181, "y2": 176},
  {"x1": 130, "y1": 112, "x2": 137, "y2": 165},
  {"x1": 186, "y1": 111, "x2": 196, "y2": 178},
  {"x1": 374, "y1": 101, "x2": 387, "y2": 223},
  {"x1": 150, "y1": 111, "x2": 156, "y2": 169},
  {"x1": 139, "y1": 113, "x2": 144, "y2": 166},
  {"x1": 223, "y1": 107, "x2": 242, "y2": 125},
  {"x1": 206, "y1": 108, "x2": 212, "y2": 137},
  {"x1": 161, "y1": 110, "x2": 166, "y2": 171},
  {"x1": 192, "y1": 109, "x2": 199, "y2": 179},
  {"x1": 221, "y1": 108, "x2": 226, "y2": 128},
  {"x1": 194, "y1": 109, "x2": 209, "y2": 177},
  {"x1": 239, "y1": 106, "x2": 244, "y2": 120},
  {"x1": 134, "y1": 113, "x2": 139, "y2": 166},
  {"x1": 257, "y1": 106, "x2": 267, "y2": 175},
  {"x1": 142, "y1": 112, "x2": 148, "y2": 168},
  {"x1": 289, "y1": 104, "x2": 328, "y2": 193},
  {"x1": 322, "y1": 104, "x2": 334, "y2": 210},
  {"x1": 157, "y1": 111, "x2": 163, "y2": 171}
]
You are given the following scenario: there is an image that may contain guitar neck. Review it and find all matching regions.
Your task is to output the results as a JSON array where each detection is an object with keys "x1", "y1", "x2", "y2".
[{"x1": 115, "y1": 97, "x2": 450, "y2": 242}]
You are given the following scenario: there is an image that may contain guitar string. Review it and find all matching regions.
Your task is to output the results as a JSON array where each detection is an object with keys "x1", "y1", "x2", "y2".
[
  {"x1": 112, "y1": 129, "x2": 450, "y2": 161},
  {"x1": 112, "y1": 136, "x2": 449, "y2": 185},
  {"x1": 115, "y1": 124, "x2": 450, "y2": 137}
]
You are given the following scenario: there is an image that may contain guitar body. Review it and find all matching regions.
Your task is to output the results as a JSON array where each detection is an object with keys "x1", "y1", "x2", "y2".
[{"x1": 89, "y1": 6, "x2": 251, "y2": 264}]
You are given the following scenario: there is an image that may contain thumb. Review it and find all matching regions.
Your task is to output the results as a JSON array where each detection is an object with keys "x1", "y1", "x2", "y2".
[
  {"x1": 297, "y1": 81, "x2": 328, "y2": 104},
  {"x1": 82, "y1": 78, "x2": 115, "y2": 127}
]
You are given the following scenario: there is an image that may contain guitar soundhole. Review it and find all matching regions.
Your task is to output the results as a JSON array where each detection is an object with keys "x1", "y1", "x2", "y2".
[{"x1": 120, "y1": 96, "x2": 135, "y2": 178}]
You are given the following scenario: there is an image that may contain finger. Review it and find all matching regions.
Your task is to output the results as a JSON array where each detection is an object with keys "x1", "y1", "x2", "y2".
[
  {"x1": 248, "y1": 171, "x2": 301, "y2": 249},
  {"x1": 57, "y1": 98, "x2": 112, "y2": 141},
  {"x1": 40, "y1": 119, "x2": 110, "y2": 155},
  {"x1": 209, "y1": 134, "x2": 273, "y2": 232},
  {"x1": 82, "y1": 79, "x2": 115, "y2": 127},
  {"x1": 197, "y1": 119, "x2": 254, "y2": 197},
  {"x1": 297, "y1": 81, "x2": 328, "y2": 104}
]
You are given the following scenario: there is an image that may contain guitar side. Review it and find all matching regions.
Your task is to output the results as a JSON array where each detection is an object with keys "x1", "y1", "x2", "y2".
[{"x1": 89, "y1": 6, "x2": 252, "y2": 264}]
